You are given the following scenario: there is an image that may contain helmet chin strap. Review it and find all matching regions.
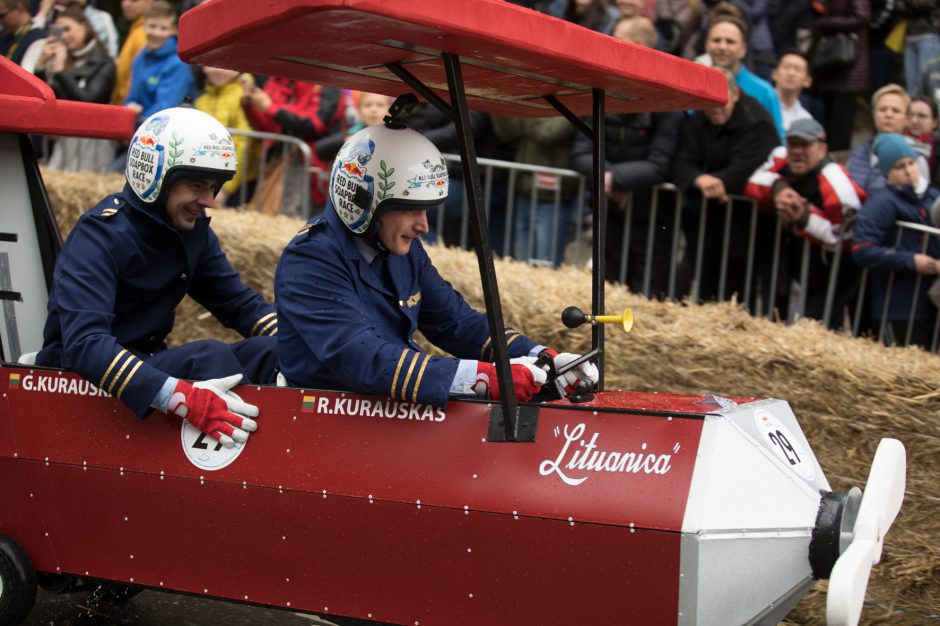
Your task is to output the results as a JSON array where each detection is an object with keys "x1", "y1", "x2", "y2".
[{"x1": 363, "y1": 221, "x2": 390, "y2": 257}]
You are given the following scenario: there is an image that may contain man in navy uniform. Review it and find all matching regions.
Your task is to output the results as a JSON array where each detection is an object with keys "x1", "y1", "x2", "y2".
[
  {"x1": 37, "y1": 106, "x2": 277, "y2": 447},
  {"x1": 275, "y1": 123, "x2": 597, "y2": 406}
]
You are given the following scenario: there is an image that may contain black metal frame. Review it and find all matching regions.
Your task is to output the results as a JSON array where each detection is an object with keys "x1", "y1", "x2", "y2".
[{"x1": 384, "y1": 56, "x2": 608, "y2": 442}]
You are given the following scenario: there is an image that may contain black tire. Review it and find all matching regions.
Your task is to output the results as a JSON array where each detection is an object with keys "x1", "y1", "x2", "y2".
[{"x1": 0, "y1": 535, "x2": 38, "y2": 625}]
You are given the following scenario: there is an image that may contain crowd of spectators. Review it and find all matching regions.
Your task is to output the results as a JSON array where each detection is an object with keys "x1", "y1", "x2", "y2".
[{"x1": 3, "y1": 0, "x2": 940, "y2": 346}]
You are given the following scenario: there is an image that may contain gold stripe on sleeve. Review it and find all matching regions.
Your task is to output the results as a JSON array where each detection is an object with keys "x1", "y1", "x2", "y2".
[
  {"x1": 411, "y1": 354, "x2": 431, "y2": 403},
  {"x1": 99, "y1": 349, "x2": 128, "y2": 389},
  {"x1": 479, "y1": 336, "x2": 492, "y2": 361},
  {"x1": 250, "y1": 312, "x2": 276, "y2": 336},
  {"x1": 400, "y1": 352, "x2": 420, "y2": 401},
  {"x1": 258, "y1": 318, "x2": 278, "y2": 336},
  {"x1": 390, "y1": 349, "x2": 409, "y2": 398},
  {"x1": 506, "y1": 333, "x2": 522, "y2": 347},
  {"x1": 116, "y1": 360, "x2": 143, "y2": 398},
  {"x1": 107, "y1": 353, "x2": 136, "y2": 394}
]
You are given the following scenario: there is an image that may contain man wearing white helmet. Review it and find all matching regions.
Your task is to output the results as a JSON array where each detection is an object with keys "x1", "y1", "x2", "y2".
[
  {"x1": 36, "y1": 106, "x2": 278, "y2": 448},
  {"x1": 275, "y1": 121, "x2": 598, "y2": 406}
]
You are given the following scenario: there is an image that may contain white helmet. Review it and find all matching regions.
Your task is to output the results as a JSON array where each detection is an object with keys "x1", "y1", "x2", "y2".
[
  {"x1": 329, "y1": 124, "x2": 448, "y2": 235},
  {"x1": 125, "y1": 106, "x2": 237, "y2": 205}
]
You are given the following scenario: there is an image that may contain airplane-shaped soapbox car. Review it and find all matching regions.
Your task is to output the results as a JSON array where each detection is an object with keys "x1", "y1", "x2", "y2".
[{"x1": 0, "y1": 2, "x2": 906, "y2": 625}]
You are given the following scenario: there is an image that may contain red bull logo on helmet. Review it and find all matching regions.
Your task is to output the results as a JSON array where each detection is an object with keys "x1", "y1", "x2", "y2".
[{"x1": 332, "y1": 134, "x2": 377, "y2": 233}]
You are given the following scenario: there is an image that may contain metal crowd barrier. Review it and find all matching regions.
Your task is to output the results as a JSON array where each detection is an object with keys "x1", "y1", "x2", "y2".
[{"x1": 227, "y1": 128, "x2": 316, "y2": 219}]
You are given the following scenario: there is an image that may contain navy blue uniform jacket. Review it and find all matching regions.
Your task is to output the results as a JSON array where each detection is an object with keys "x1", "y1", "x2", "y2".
[
  {"x1": 275, "y1": 206, "x2": 537, "y2": 406},
  {"x1": 37, "y1": 185, "x2": 278, "y2": 417}
]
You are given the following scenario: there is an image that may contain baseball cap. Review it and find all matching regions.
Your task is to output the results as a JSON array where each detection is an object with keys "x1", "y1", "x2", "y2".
[{"x1": 785, "y1": 118, "x2": 827, "y2": 143}]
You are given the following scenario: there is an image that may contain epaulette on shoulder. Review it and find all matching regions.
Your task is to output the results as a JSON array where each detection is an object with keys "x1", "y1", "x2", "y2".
[
  {"x1": 91, "y1": 196, "x2": 124, "y2": 220},
  {"x1": 294, "y1": 217, "x2": 326, "y2": 241}
]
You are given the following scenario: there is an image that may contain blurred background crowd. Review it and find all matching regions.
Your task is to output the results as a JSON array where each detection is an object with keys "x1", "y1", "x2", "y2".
[{"x1": 4, "y1": 0, "x2": 940, "y2": 348}]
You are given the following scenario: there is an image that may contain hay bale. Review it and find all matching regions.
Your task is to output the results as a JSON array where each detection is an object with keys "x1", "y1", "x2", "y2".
[{"x1": 43, "y1": 170, "x2": 940, "y2": 625}]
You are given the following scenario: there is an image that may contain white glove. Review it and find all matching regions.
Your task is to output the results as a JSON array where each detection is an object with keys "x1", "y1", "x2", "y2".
[
  {"x1": 168, "y1": 374, "x2": 259, "y2": 448},
  {"x1": 551, "y1": 352, "x2": 599, "y2": 395}
]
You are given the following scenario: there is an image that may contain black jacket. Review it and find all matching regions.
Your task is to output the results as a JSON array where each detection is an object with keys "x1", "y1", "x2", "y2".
[
  {"x1": 571, "y1": 111, "x2": 683, "y2": 194},
  {"x1": 41, "y1": 44, "x2": 115, "y2": 104},
  {"x1": 672, "y1": 93, "x2": 780, "y2": 195}
]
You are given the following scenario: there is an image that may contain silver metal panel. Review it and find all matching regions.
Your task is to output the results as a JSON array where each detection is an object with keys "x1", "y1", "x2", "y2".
[
  {"x1": 0, "y1": 132, "x2": 50, "y2": 360},
  {"x1": 678, "y1": 532, "x2": 816, "y2": 626}
]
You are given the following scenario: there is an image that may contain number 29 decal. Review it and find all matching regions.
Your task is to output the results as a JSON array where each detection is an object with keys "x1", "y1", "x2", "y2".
[{"x1": 754, "y1": 409, "x2": 815, "y2": 481}]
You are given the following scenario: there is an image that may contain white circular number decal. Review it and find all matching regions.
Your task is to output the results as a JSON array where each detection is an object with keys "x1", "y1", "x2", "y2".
[
  {"x1": 754, "y1": 409, "x2": 815, "y2": 481},
  {"x1": 181, "y1": 421, "x2": 246, "y2": 471}
]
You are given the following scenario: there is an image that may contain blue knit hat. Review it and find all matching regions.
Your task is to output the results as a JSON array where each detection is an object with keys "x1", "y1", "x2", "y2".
[{"x1": 873, "y1": 133, "x2": 916, "y2": 177}]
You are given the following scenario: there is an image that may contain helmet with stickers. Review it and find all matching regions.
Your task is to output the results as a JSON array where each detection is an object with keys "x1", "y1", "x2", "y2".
[
  {"x1": 125, "y1": 106, "x2": 237, "y2": 205},
  {"x1": 329, "y1": 124, "x2": 448, "y2": 236}
]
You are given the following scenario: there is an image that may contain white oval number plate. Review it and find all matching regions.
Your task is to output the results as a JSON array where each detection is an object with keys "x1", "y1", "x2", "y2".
[{"x1": 755, "y1": 409, "x2": 815, "y2": 481}]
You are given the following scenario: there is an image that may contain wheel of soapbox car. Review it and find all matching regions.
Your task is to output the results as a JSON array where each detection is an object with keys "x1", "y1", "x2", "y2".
[{"x1": 0, "y1": 534, "x2": 38, "y2": 625}]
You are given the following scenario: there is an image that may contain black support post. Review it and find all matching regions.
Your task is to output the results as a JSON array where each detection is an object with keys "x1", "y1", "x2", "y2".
[
  {"x1": 442, "y1": 53, "x2": 524, "y2": 441},
  {"x1": 592, "y1": 89, "x2": 606, "y2": 389}
]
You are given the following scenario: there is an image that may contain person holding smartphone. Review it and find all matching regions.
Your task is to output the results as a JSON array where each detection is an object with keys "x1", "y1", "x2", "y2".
[{"x1": 35, "y1": 7, "x2": 116, "y2": 171}]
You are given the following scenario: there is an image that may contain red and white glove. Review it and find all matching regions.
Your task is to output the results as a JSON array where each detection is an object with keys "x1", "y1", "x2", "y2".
[
  {"x1": 166, "y1": 374, "x2": 258, "y2": 448},
  {"x1": 543, "y1": 349, "x2": 599, "y2": 395},
  {"x1": 473, "y1": 357, "x2": 547, "y2": 402}
]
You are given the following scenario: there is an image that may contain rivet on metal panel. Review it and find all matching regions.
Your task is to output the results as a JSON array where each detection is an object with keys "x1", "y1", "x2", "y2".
[
  {"x1": 244, "y1": 595, "x2": 248, "y2": 600},
  {"x1": 368, "y1": 614, "x2": 373, "y2": 619},
  {"x1": 28, "y1": 493, "x2": 32, "y2": 498},
  {"x1": 44, "y1": 457, "x2": 48, "y2": 465},
  {"x1": 85, "y1": 571, "x2": 89, "y2": 575},
  {"x1": 593, "y1": 411, "x2": 598, "y2": 416},
  {"x1": 467, "y1": 548, "x2": 472, "y2": 553},
  {"x1": 667, "y1": 416, "x2": 673, "y2": 421},
  {"x1": 324, "y1": 606, "x2": 329, "y2": 611},
  {"x1": 481, "y1": 438, "x2": 486, "y2": 442},
  {"x1": 56, "y1": 567, "x2": 60, "y2": 571},
  {"x1": 282, "y1": 536, "x2": 286, "y2": 540},
  {"x1": 472, "y1": 474, "x2": 477, "y2": 479},
  {"x1": 124, "y1": 517, "x2": 128, "y2": 522},
  {"x1": 468, "y1": 594, "x2": 474, "y2": 599},
  {"x1": 286, "y1": 577, "x2": 290, "y2": 583},
  {"x1": 256, "y1": 387, "x2": 260, "y2": 391},
  {"x1": 129, "y1": 577, "x2": 134, "y2": 582},
  {"x1": 125, "y1": 434, "x2": 130, "y2": 439},
  {"x1": 129, "y1": 554, "x2": 133, "y2": 559},
  {"x1": 322, "y1": 490, "x2": 328, "y2": 498},
  {"x1": 204, "y1": 588, "x2": 208, "y2": 593},
  {"x1": 44, "y1": 532, "x2": 48, "y2": 537},
  {"x1": 568, "y1": 517, "x2": 574, "y2": 526},
  {"x1": 416, "y1": 500, "x2": 421, "y2": 509},
  {"x1": 287, "y1": 602, "x2": 291, "y2": 607},
  {"x1": 464, "y1": 505, "x2": 469, "y2": 515},
  {"x1": 292, "y1": 416, "x2": 297, "y2": 421},
  {"x1": 243, "y1": 481, "x2": 247, "y2": 489},
  {"x1": 160, "y1": 582, "x2": 164, "y2": 586},
  {"x1": 13, "y1": 453, "x2": 17, "y2": 458}
]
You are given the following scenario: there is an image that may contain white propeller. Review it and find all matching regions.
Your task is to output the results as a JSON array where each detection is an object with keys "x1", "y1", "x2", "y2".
[{"x1": 826, "y1": 438, "x2": 906, "y2": 626}]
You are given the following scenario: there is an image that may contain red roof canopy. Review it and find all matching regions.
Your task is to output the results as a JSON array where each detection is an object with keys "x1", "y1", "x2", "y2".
[
  {"x1": 0, "y1": 57, "x2": 135, "y2": 139},
  {"x1": 179, "y1": 0, "x2": 726, "y2": 117}
]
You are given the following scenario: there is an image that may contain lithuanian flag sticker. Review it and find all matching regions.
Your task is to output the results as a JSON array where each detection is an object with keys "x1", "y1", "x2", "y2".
[
  {"x1": 8, "y1": 373, "x2": 20, "y2": 388},
  {"x1": 302, "y1": 395, "x2": 317, "y2": 413}
]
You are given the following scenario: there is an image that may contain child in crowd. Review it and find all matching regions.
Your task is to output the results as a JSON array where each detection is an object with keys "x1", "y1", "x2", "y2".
[
  {"x1": 124, "y1": 0, "x2": 194, "y2": 126},
  {"x1": 195, "y1": 66, "x2": 259, "y2": 207},
  {"x1": 110, "y1": 0, "x2": 152, "y2": 105},
  {"x1": 852, "y1": 133, "x2": 940, "y2": 348},
  {"x1": 314, "y1": 91, "x2": 392, "y2": 165}
]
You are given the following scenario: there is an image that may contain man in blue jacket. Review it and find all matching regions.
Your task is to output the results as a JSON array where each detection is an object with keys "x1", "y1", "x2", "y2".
[
  {"x1": 37, "y1": 107, "x2": 278, "y2": 447},
  {"x1": 275, "y1": 123, "x2": 597, "y2": 406}
]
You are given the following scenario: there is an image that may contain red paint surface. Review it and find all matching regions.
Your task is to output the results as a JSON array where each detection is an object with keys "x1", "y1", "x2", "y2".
[
  {"x1": 0, "y1": 57, "x2": 134, "y2": 139},
  {"x1": 177, "y1": 0, "x2": 727, "y2": 117},
  {"x1": 0, "y1": 366, "x2": 709, "y2": 624},
  {"x1": 546, "y1": 389, "x2": 758, "y2": 413}
]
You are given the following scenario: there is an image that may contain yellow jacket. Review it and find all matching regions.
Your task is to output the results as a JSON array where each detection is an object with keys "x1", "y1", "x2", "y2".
[
  {"x1": 111, "y1": 16, "x2": 146, "y2": 105},
  {"x1": 195, "y1": 75, "x2": 260, "y2": 197}
]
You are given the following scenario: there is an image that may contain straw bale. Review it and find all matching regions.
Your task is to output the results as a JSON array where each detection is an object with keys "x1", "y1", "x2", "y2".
[{"x1": 43, "y1": 170, "x2": 940, "y2": 625}]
